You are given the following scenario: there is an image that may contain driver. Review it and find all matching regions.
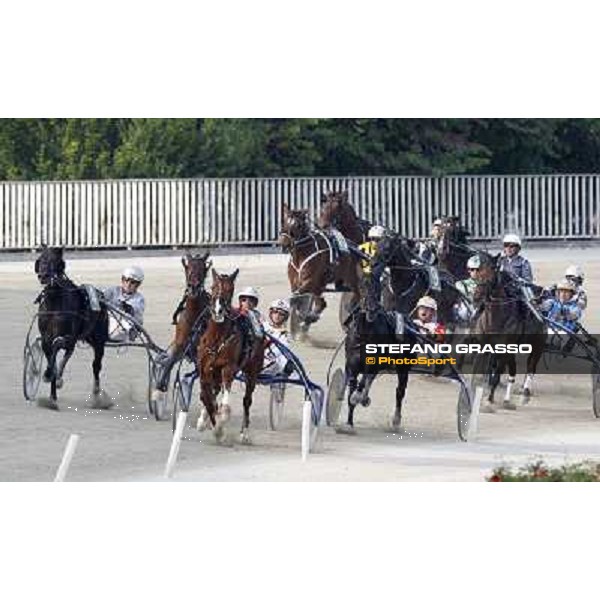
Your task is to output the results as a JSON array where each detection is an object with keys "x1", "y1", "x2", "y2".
[{"x1": 103, "y1": 266, "x2": 145, "y2": 341}]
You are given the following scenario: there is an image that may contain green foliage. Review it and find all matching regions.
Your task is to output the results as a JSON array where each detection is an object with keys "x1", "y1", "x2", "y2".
[
  {"x1": 1, "y1": 118, "x2": 600, "y2": 180},
  {"x1": 488, "y1": 460, "x2": 600, "y2": 482}
]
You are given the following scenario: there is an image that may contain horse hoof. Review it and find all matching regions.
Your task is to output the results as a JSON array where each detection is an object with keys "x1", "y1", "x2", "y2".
[
  {"x1": 38, "y1": 397, "x2": 59, "y2": 411},
  {"x1": 349, "y1": 391, "x2": 362, "y2": 407},
  {"x1": 91, "y1": 390, "x2": 114, "y2": 410},
  {"x1": 218, "y1": 405, "x2": 232, "y2": 424},
  {"x1": 388, "y1": 418, "x2": 401, "y2": 433},
  {"x1": 196, "y1": 412, "x2": 212, "y2": 432},
  {"x1": 335, "y1": 423, "x2": 356, "y2": 435},
  {"x1": 521, "y1": 388, "x2": 532, "y2": 404},
  {"x1": 502, "y1": 400, "x2": 518, "y2": 411},
  {"x1": 240, "y1": 430, "x2": 252, "y2": 445}
]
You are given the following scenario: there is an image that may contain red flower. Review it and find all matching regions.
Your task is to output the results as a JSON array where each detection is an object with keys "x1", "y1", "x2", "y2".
[{"x1": 489, "y1": 474, "x2": 502, "y2": 482}]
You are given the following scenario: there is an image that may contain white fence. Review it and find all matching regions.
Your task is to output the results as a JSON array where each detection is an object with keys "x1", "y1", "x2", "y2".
[{"x1": 2, "y1": 175, "x2": 600, "y2": 250}]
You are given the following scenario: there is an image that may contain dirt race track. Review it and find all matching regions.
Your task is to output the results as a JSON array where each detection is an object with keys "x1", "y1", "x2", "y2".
[{"x1": 2, "y1": 246, "x2": 600, "y2": 481}]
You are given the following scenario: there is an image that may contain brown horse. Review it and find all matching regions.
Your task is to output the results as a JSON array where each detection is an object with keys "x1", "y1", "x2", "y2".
[
  {"x1": 279, "y1": 204, "x2": 361, "y2": 336},
  {"x1": 472, "y1": 253, "x2": 546, "y2": 410},
  {"x1": 196, "y1": 269, "x2": 264, "y2": 444},
  {"x1": 318, "y1": 190, "x2": 369, "y2": 244},
  {"x1": 436, "y1": 216, "x2": 475, "y2": 281},
  {"x1": 154, "y1": 252, "x2": 212, "y2": 394}
]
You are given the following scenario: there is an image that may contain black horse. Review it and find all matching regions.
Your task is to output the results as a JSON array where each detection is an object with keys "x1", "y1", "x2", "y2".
[
  {"x1": 337, "y1": 289, "x2": 415, "y2": 434},
  {"x1": 374, "y1": 233, "x2": 463, "y2": 328},
  {"x1": 34, "y1": 246, "x2": 109, "y2": 410}
]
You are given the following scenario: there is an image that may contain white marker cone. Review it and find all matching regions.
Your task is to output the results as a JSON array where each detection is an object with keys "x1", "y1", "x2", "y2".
[
  {"x1": 165, "y1": 411, "x2": 188, "y2": 479},
  {"x1": 54, "y1": 434, "x2": 80, "y2": 482}
]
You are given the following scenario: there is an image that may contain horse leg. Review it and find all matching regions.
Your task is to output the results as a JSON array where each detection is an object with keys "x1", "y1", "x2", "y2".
[
  {"x1": 390, "y1": 369, "x2": 409, "y2": 432},
  {"x1": 523, "y1": 341, "x2": 543, "y2": 403},
  {"x1": 91, "y1": 341, "x2": 113, "y2": 409},
  {"x1": 41, "y1": 338, "x2": 54, "y2": 383},
  {"x1": 349, "y1": 373, "x2": 376, "y2": 408},
  {"x1": 55, "y1": 342, "x2": 75, "y2": 390},
  {"x1": 240, "y1": 372, "x2": 257, "y2": 445},
  {"x1": 40, "y1": 339, "x2": 60, "y2": 409},
  {"x1": 337, "y1": 369, "x2": 358, "y2": 434},
  {"x1": 214, "y1": 373, "x2": 233, "y2": 444},
  {"x1": 199, "y1": 381, "x2": 220, "y2": 435},
  {"x1": 502, "y1": 357, "x2": 518, "y2": 410}
]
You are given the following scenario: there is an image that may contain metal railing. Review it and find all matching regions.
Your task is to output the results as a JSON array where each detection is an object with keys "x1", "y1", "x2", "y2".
[{"x1": 1, "y1": 175, "x2": 600, "y2": 249}]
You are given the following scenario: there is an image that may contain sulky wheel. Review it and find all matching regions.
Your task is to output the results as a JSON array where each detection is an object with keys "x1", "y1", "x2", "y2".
[
  {"x1": 148, "y1": 359, "x2": 170, "y2": 422},
  {"x1": 592, "y1": 369, "x2": 600, "y2": 419},
  {"x1": 326, "y1": 368, "x2": 346, "y2": 427},
  {"x1": 269, "y1": 383, "x2": 286, "y2": 431},
  {"x1": 457, "y1": 354, "x2": 489, "y2": 441},
  {"x1": 23, "y1": 338, "x2": 44, "y2": 402}
]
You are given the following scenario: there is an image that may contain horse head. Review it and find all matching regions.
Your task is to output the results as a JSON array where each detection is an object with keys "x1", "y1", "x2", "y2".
[
  {"x1": 210, "y1": 268, "x2": 239, "y2": 323},
  {"x1": 182, "y1": 250, "x2": 212, "y2": 297},
  {"x1": 279, "y1": 204, "x2": 310, "y2": 250},
  {"x1": 472, "y1": 253, "x2": 502, "y2": 305},
  {"x1": 318, "y1": 190, "x2": 350, "y2": 229},
  {"x1": 34, "y1": 245, "x2": 66, "y2": 286}
]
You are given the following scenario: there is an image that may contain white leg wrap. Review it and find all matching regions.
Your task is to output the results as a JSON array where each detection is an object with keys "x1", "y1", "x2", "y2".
[
  {"x1": 504, "y1": 377, "x2": 515, "y2": 402},
  {"x1": 221, "y1": 389, "x2": 230, "y2": 407},
  {"x1": 524, "y1": 374, "x2": 534, "y2": 390}
]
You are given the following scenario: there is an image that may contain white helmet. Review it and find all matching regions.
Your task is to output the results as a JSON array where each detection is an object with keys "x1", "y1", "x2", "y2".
[
  {"x1": 502, "y1": 233, "x2": 522, "y2": 247},
  {"x1": 467, "y1": 255, "x2": 481, "y2": 270},
  {"x1": 416, "y1": 296, "x2": 438, "y2": 311},
  {"x1": 432, "y1": 218, "x2": 444, "y2": 227},
  {"x1": 556, "y1": 279, "x2": 576, "y2": 293},
  {"x1": 269, "y1": 299, "x2": 290, "y2": 314},
  {"x1": 368, "y1": 225, "x2": 385, "y2": 240},
  {"x1": 122, "y1": 265, "x2": 144, "y2": 283},
  {"x1": 237, "y1": 286, "x2": 260, "y2": 302},
  {"x1": 565, "y1": 265, "x2": 584, "y2": 280}
]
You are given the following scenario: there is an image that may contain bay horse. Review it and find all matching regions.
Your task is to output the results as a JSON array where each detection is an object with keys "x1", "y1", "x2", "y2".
[
  {"x1": 154, "y1": 251, "x2": 212, "y2": 394},
  {"x1": 471, "y1": 253, "x2": 546, "y2": 410},
  {"x1": 196, "y1": 269, "x2": 264, "y2": 444},
  {"x1": 278, "y1": 204, "x2": 361, "y2": 335},
  {"x1": 34, "y1": 246, "x2": 109, "y2": 410},
  {"x1": 318, "y1": 190, "x2": 370, "y2": 244},
  {"x1": 436, "y1": 216, "x2": 476, "y2": 281}
]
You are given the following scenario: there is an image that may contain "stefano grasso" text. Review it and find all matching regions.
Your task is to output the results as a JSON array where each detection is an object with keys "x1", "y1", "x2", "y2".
[{"x1": 364, "y1": 343, "x2": 532, "y2": 355}]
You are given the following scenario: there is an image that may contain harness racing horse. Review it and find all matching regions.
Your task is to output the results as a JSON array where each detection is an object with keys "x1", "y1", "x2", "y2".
[
  {"x1": 436, "y1": 216, "x2": 475, "y2": 281},
  {"x1": 154, "y1": 252, "x2": 212, "y2": 394},
  {"x1": 318, "y1": 190, "x2": 370, "y2": 244},
  {"x1": 278, "y1": 204, "x2": 361, "y2": 336},
  {"x1": 196, "y1": 269, "x2": 265, "y2": 444},
  {"x1": 337, "y1": 290, "x2": 414, "y2": 434},
  {"x1": 376, "y1": 233, "x2": 463, "y2": 329},
  {"x1": 472, "y1": 253, "x2": 546, "y2": 410},
  {"x1": 34, "y1": 246, "x2": 109, "y2": 410}
]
